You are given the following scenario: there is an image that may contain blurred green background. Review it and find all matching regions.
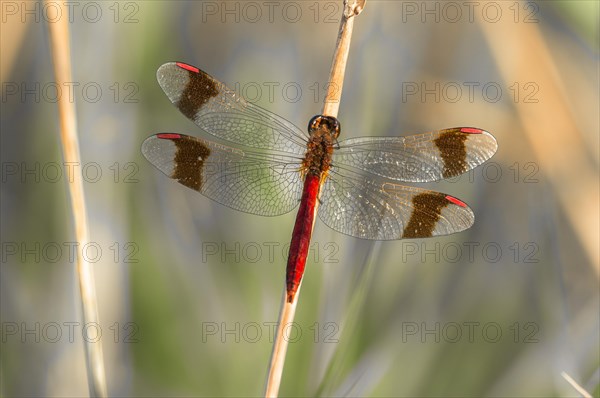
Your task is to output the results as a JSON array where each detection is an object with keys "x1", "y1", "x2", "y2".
[{"x1": 1, "y1": 1, "x2": 598, "y2": 396}]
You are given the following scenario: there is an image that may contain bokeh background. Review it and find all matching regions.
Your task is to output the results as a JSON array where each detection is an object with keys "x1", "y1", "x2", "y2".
[{"x1": 1, "y1": 1, "x2": 598, "y2": 396}]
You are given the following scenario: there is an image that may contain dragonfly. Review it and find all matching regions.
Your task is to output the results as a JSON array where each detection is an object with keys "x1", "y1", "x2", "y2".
[{"x1": 142, "y1": 62, "x2": 498, "y2": 302}]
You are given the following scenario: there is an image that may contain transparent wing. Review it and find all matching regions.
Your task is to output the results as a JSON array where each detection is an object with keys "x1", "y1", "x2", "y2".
[
  {"x1": 157, "y1": 62, "x2": 308, "y2": 154},
  {"x1": 318, "y1": 167, "x2": 475, "y2": 240},
  {"x1": 142, "y1": 133, "x2": 303, "y2": 216},
  {"x1": 332, "y1": 127, "x2": 498, "y2": 182}
]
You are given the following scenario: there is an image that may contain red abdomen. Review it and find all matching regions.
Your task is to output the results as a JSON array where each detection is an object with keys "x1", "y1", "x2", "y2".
[{"x1": 285, "y1": 174, "x2": 321, "y2": 302}]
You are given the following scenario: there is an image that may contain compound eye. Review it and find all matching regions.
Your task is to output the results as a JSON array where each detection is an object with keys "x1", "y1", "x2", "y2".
[
  {"x1": 308, "y1": 115, "x2": 321, "y2": 132},
  {"x1": 331, "y1": 119, "x2": 341, "y2": 139}
]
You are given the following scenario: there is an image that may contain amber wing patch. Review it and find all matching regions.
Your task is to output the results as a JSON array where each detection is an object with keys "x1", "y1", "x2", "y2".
[
  {"x1": 434, "y1": 129, "x2": 469, "y2": 178},
  {"x1": 170, "y1": 136, "x2": 211, "y2": 191},
  {"x1": 176, "y1": 68, "x2": 219, "y2": 120},
  {"x1": 402, "y1": 192, "x2": 451, "y2": 238}
]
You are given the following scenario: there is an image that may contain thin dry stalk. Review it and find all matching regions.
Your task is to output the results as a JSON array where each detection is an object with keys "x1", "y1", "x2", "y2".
[
  {"x1": 45, "y1": 2, "x2": 107, "y2": 396},
  {"x1": 264, "y1": 1, "x2": 366, "y2": 397},
  {"x1": 264, "y1": 290, "x2": 300, "y2": 398},
  {"x1": 322, "y1": 0, "x2": 366, "y2": 117},
  {"x1": 477, "y1": 10, "x2": 599, "y2": 273},
  {"x1": 561, "y1": 372, "x2": 592, "y2": 398}
]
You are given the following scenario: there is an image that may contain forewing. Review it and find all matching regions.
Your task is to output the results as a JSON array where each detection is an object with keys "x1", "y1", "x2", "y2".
[
  {"x1": 332, "y1": 127, "x2": 498, "y2": 182},
  {"x1": 318, "y1": 168, "x2": 474, "y2": 240},
  {"x1": 142, "y1": 133, "x2": 303, "y2": 216},
  {"x1": 157, "y1": 62, "x2": 308, "y2": 154}
]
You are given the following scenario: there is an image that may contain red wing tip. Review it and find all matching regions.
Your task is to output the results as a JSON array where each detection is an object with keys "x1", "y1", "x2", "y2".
[
  {"x1": 157, "y1": 133, "x2": 182, "y2": 140},
  {"x1": 460, "y1": 127, "x2": 485, "y2": 134},
  {"x1": 445, "y1": 195, "x2": 468, "y2": 207},
  {"x1": 175, "y1": 62, "x2": 200, "y2": 73}
]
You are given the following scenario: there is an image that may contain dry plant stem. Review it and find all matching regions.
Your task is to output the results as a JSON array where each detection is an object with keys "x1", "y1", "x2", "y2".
[
  {"x1": 477, "y1": 11, "x2": 599, "y2": 273},
  {"x1": 264, "y1": 1, "x2": 365, "y2": 397},
  {"x1": 45, "y1": 1, "x2": 108, "y2": 397},
  {"x1": 323, "y1": 0, "x2": 365, "y2": 117},
  {"x1": 561, "y1": 372, "x2": 592, "y2": 398},
  {"x1": 264, "y1": 287, "x2": 300, "y2": 398}
]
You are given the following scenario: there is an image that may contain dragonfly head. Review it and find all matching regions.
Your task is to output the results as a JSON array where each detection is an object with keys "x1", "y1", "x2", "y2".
[{"x1": 308, "y1": 115, "x2": 340, "y2": 140}]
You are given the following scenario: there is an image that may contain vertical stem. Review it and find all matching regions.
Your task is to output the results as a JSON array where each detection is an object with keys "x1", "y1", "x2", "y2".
[
  {"x1": 264, "y1": 289, "x2": 300, "y2": 398},
  {"x1": 322, "y1": 0, "x2": 365, "y2": 117},
  {"x1": 45, "y1": 2, "x2": 107, "y2": 396},
  {"x1": 264, "y1": 1, "x2": 365, "y2": 397}
]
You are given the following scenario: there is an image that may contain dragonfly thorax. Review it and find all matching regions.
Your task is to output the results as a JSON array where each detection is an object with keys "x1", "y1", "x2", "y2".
[{"x1": 302, "y1": 115, "x2": 340, "y2": 177}]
